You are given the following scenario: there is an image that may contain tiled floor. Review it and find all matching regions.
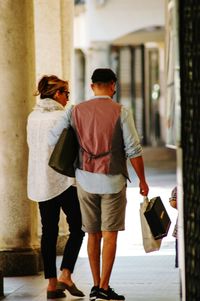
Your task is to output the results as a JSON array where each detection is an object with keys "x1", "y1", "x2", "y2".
[{"x1": 2, "y1": 147, "x2": 180, "y2": 301}]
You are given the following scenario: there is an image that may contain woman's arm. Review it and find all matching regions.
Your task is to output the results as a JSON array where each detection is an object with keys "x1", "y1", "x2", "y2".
[{"x1": 48, "y1": 105, "x2": 73, "y2": 146}]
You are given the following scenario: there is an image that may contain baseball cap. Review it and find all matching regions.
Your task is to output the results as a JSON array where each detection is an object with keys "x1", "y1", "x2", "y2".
[{"x1": 91, "y1": 68, "x2": 117, "y2": 83}]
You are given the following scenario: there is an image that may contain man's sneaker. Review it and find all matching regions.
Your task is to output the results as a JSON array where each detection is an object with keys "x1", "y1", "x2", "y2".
[
  {"x1": 96, "y1": 287, "x2": 125, "y2": 301},
  {"x1": 89, "y1": 285, "x2": 99, "y2": 301}
]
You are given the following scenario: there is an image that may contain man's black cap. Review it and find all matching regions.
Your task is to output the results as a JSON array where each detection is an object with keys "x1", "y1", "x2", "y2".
[{"x1": 91, "y1": 68, "x2": 117, "y2": 83}]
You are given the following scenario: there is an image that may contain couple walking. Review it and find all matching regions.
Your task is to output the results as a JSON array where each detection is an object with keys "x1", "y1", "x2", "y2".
[{"x1": 27, "y1": 68, "x2": 149, "y2": 300}]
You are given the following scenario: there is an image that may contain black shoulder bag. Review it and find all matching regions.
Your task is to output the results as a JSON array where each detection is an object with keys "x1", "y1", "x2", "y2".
[{"x1": 48, "y1": 126, "x2": 79, "y2": 177}]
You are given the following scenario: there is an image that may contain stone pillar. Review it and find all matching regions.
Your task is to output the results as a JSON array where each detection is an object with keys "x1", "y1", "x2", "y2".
[
  {"x1": 61, "y1": 0, "x2": 74, "y2": 94},
  {"x1": 85, "y1": 41, "x2": 110, "y2": 98},
  {"x1": 0, "y1": 1, "x2": 39, "y2": 276},
  {"x1": 33, "y1": 0, "x2": 74, "y2": 251},
  {"x1": 74, "y1": 49, "x2": 86, "y2": 104},
  {"x1": 33, "y1": 0, "x2": 74, "y2": 90},
  {"x1": 0, "y1": 270, "x2": 3, "y2": 297}
]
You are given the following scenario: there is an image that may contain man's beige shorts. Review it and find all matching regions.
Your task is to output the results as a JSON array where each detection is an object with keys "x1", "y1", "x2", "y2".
[{"x1": 77, "y1": 183, "x2": 127, "y2": 233}]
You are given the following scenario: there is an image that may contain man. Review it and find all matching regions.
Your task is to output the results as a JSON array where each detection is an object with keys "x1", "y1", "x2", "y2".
[{"x1": 49, "y1": 68, "x2": 149, "y2": 301}]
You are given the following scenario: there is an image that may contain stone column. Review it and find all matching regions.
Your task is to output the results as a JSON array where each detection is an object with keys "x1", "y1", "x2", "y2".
[
  {"x1": 33, "y1": 0, "x2": 74, "y2": 252},
  {"x1": 0, "y1": 270, "x2": 3, "y2": 297},
  {"x1": 61, "y1": 0, "x2": 74, "y2": 95},
  {"x1": 74, "y1": 49, "x2": 86, "y2": 104},
  {"x1": 85, "y1": 41, "x2": 110, "y2": 98},
  {"x1": 0, "y1": 1, "x2": 39, "y2": 276},
  {"x1": 33, "y1": 0, "x2": 74, "y2": 90}
]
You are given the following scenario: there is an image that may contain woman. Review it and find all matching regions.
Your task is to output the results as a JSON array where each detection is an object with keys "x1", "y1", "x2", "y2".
[{"x1": 27, "y1": 75, "x2": 85, "y2": 299}]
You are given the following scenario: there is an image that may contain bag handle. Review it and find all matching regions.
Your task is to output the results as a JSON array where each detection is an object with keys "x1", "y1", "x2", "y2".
[{"x1": 143, "y1": 196, "x2": 149, "y2": 205}]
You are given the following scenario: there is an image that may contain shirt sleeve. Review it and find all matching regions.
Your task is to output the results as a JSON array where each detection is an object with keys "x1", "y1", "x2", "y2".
[
  {"x1": 48, "y1": 105, "x2": 73, "y2": 146},
  {"x1": 120, "y1": 106, "x2": 143, "y2": 158}
]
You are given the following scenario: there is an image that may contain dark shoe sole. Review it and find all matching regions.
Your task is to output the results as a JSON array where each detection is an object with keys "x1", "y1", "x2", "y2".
[{"x1": 47, "y1": 290, "x2": 66, "y2": 299}]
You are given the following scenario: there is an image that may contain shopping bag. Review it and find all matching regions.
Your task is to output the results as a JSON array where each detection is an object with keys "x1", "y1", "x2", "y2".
[
  {"x1": 144, "y1": 196, "x2": 171, "y2": 240},
  {"x1": 48, "y1": 126, "x2": 79, "y2": 177},
  {"x1": 140, "y1": 197, "x2": 162, "y2": 253}
]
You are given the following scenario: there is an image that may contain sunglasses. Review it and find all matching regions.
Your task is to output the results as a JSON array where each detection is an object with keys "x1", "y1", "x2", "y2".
[{"x1": 63, "y1": 91, "x2": 70, "y2": 97}]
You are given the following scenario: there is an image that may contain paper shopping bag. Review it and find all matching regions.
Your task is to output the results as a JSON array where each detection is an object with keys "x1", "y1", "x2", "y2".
[
  {"x1": 140, "y1": 197, "x2": 162, "y2": 253},
  {"x1": 144, "y1": 196, "x2": 171, "y2": 240}
]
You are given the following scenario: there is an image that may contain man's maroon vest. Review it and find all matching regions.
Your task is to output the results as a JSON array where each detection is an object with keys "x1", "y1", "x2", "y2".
[{"x1": 72, "y1": 98, "x2": 129, "y2": 178}]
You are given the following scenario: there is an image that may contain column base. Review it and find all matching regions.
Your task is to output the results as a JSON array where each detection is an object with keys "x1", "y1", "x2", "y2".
[
  {"x1": 0, "y1": 249, "x2": 40, "y2": 276},
  {"x1": 0, "y1": 270, "x2": 3, "y2": 298}
]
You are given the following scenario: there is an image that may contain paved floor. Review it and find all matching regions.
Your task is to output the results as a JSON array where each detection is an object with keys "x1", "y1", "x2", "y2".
[
  {"x1": 1, "y1": 147, "x2": 181, "y2": 301},
  {"x1": 3, "y1": 254, "x2": 180, "y2": 301}
]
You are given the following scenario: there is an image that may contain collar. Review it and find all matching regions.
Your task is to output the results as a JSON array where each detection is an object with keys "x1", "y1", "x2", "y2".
[
  {"x1": 33, "y1": 98, "x2": 64, "y2": 112},
  {"x1": 92, "y1": 95, "x2": 111, "y2": 99}
]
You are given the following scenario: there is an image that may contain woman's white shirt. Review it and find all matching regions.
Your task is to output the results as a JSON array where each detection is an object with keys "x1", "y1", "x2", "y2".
[{"x1": 27, "y1": 98, "x2": 75, "y2": 202}]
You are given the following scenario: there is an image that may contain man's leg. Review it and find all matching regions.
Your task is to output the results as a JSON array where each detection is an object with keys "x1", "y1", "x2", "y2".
[
  {"x1": 87, "y1": 232, "x2": 102, "y2": 286},
  {"x1": 96, "y1": 230, "x2": 125, "y2": 301},
  {"x1": 95, "y1": 188, "x2": 126, "y2": 300},
  {"x1": 100, "y1": 231, "x2": 118, "y2": 290}
]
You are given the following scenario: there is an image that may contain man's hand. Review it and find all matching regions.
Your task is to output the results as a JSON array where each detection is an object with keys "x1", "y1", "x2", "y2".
[{"x1": 139, "y1": 181, "x2": 149, "y2": 196}]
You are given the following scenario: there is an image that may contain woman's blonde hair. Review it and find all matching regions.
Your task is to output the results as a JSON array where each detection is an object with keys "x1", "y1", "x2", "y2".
[{"x1": 34, "y1": 75, "x2": 68, "y2": 99}]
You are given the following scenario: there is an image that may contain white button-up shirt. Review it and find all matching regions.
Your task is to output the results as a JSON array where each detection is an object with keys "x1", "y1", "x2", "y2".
[{"x1": 27, "y1": 98, "x2": 75, "y2": 202}]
